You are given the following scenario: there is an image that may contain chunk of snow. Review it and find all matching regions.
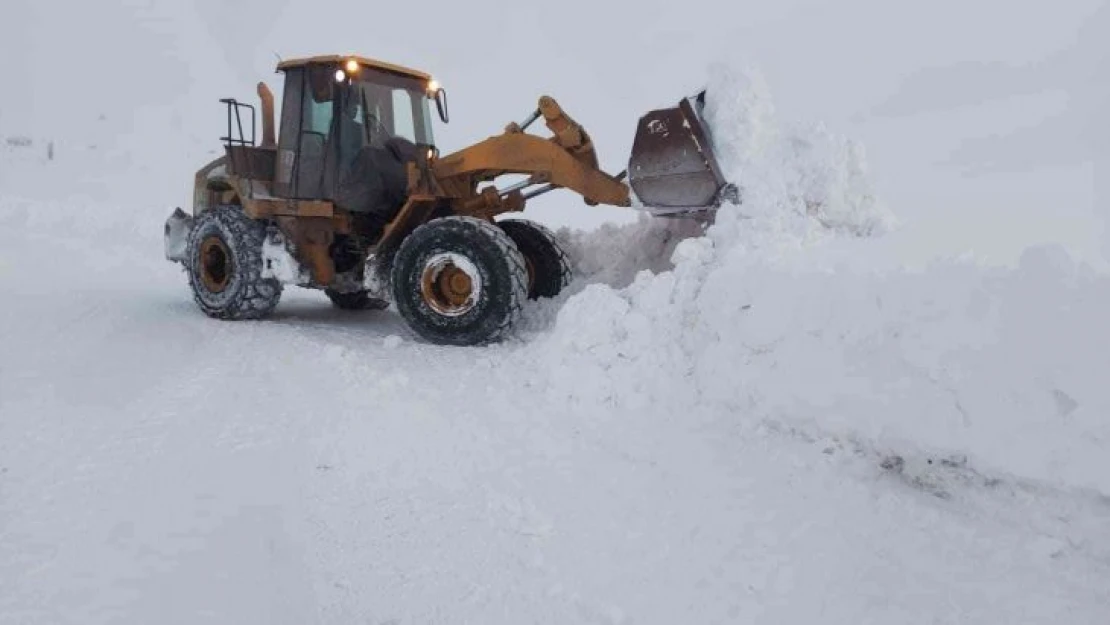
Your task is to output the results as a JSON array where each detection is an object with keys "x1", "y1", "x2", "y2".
[{"x1": 262, "y1": 233, "x2": 310, "y2": 285}]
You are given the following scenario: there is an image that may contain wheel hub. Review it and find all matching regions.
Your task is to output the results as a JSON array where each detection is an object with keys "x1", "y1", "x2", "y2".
[
  {"x1": 199, "y1": 235, "x2": 232, "y2": 293},
  {"x1": 420, "y1": 253, "x2": 481, "y2": 317}
]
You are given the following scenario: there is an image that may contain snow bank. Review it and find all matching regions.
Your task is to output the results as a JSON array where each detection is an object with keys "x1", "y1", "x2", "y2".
[{"x1": 533, "y1": 64, "x2": 1110, "y2": 494}]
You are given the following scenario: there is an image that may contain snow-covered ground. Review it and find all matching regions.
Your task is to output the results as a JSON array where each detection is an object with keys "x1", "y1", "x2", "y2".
[{"x1": 2, "y1": 1, "x2": 1109, "y2": 623}]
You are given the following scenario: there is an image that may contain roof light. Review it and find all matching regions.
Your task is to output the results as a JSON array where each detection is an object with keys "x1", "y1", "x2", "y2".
[
  {"x1": 345, "y1": 59, "x2": 360, "y2": 74},
  {"x1": 427, "y1": 79, "x2": 440, "y2": 95}
]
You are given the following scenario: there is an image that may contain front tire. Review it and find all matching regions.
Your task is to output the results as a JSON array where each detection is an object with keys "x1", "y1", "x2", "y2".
[
  {"x1": 185, "y1": 206, "x2": 282, "y2": 320},
  {"x1": 391, "y1": 216, "x2": 528, "y2": 346},
  {"x1": 497, "y1": 218, "x2": 572, "y2": 299}
]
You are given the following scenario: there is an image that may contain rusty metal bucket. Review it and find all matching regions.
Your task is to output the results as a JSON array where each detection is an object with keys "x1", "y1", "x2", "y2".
[{"x1": 627, "y1": 91, "x2": 738, "y2": 215}]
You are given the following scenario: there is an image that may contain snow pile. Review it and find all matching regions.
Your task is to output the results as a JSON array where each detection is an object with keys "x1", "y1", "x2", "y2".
[
  {"x1": 702, "y1": 61, "x2": 893, "y2": 238},
  {"x1": 532, "y1": 64, "x2": 1110, "y2": 494}
]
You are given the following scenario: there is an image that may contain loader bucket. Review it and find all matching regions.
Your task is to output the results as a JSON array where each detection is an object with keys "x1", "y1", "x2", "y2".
[{"x1": 627, "y1": 91, "x2": 737, "y2": 214}]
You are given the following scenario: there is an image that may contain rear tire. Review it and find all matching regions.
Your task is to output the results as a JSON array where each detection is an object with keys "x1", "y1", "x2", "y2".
[
  {"x1": 497, "y1": 218, "x2": 572, "y2": 299},
  {"x1": 325, "y1": 289, "x2": 389, "y2": 311},
  {"x1": 185, "y1": 206, "x2": 282, "y2": 320},
  {"x1": 391, "y1": 216, "x2": 528, "y2": 346}
]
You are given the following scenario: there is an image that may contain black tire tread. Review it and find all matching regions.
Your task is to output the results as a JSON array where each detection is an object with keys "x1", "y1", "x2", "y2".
[
  {"x1": 391, "y1": 216, "x2": 528, "y2": 345},
  {"x1": 186, "y1": 205, "x2": 282, "y2": 320},
  {"x1": 497, "y1": 218, "x2": 573, "y2": 298},
  {"x1": 325, "y1": 289, "x2": 389, "y2": 311}
]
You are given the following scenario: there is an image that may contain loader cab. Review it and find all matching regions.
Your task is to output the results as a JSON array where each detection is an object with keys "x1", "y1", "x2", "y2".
[{"x1": 271, "y1": 56, "x2": 443, "y2": 201}]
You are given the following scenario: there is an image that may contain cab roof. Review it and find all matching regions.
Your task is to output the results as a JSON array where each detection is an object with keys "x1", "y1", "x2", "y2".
[{"x1": 276, "y1": 55, "x2": 431, "y2": 81}]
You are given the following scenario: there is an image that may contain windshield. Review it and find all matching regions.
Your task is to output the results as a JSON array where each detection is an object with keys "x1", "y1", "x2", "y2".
[{"x1": 339, "y1": 69, "x2": 435, "y2": 148}]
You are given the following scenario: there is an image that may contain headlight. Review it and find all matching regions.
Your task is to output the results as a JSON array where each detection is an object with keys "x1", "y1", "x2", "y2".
[{"x1": 334, "y1": 69, "x2": 346, "y2": 83}]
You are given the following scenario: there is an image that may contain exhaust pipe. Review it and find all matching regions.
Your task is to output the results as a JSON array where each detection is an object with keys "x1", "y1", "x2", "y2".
[{"x1": 257, "y1": 82, "x2": 276, "y2": 148}]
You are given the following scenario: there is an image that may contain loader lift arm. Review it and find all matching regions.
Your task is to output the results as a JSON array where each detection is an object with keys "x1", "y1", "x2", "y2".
[
  {"x1": 431, "y1": 96, "x2": 632, "y2": 212},
  {"x1": 428, "y1": 92, "x2": 735, "y2": 219}
]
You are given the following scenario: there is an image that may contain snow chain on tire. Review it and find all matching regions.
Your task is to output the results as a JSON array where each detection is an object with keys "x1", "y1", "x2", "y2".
[{"x1": 185, "y1": 205, "x2": 283, "y2": 320}]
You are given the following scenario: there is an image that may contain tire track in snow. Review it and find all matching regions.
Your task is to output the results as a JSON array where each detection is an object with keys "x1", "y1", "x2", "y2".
[{"x1": 4, "y1": 203, "x2": 1110, "y2": 622}]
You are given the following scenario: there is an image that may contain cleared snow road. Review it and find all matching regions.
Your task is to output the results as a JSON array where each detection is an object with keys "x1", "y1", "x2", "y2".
[{"x1": 1, "y1": 202, "x2": 1108, "y2": 624}]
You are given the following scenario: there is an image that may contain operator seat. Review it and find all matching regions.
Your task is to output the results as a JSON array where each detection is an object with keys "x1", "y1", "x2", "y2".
[{"x1": 333, "y1": 135, "x2": 420, "y2": 239}]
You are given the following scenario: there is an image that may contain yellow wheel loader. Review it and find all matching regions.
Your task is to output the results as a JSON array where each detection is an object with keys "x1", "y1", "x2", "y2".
[{"x1": 164, "y1": 54, "x2": 736, "y2": 346}]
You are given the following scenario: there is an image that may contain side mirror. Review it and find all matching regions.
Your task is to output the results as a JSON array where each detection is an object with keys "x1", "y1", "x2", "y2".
[{"x1": 434, "y1": 87, "x2": 449, "y2": 124}]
